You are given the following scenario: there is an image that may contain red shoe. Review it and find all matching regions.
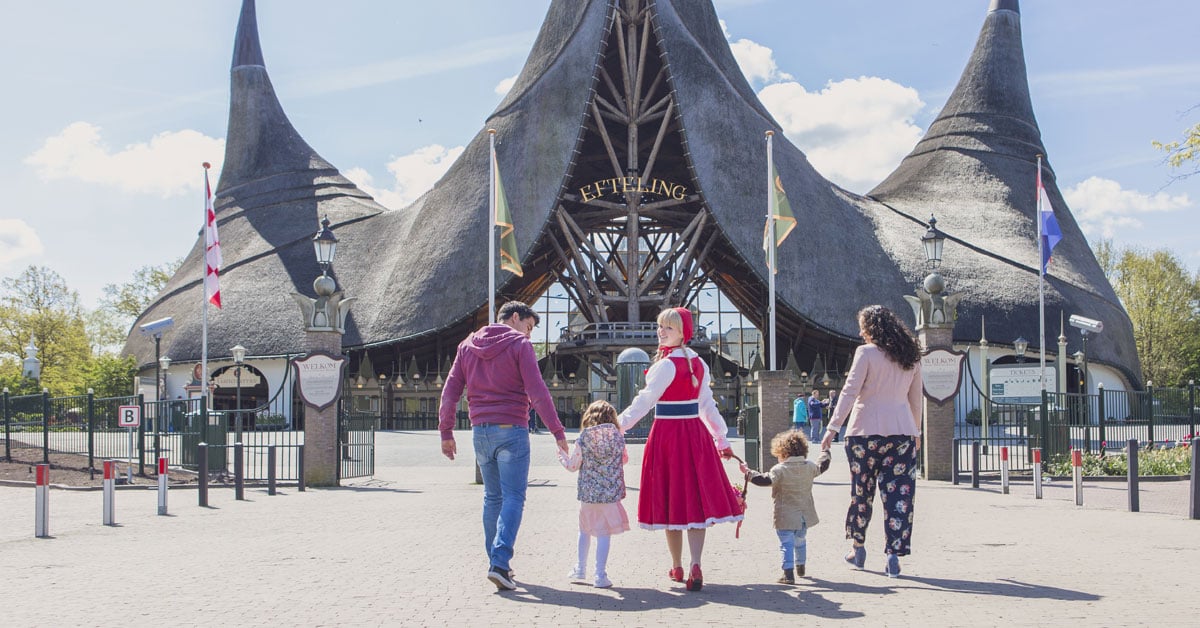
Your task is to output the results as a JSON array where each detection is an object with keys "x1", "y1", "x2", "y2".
[
  {"x1": 668, "y1": 566, "x2": 684, "y2": 582},
  {"x1": 685, "y1": 565, "x2": 703, "y2": 591}
]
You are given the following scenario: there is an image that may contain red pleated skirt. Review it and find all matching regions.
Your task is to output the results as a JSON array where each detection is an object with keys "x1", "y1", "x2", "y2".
[{"x1": 638, "y1": 417, "x2": 745, "y2": 530}]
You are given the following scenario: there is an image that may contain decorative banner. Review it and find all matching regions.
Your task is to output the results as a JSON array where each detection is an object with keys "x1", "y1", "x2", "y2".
[
  {"x1": 921, "y1": 348, "x2": 966, "y2": 404},
  {"x1": 293, "y1": 352, "x2": 348, "y2": 411}
]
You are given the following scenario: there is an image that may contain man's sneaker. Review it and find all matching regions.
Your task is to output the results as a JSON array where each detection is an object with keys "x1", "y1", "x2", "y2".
[
  {"x1": 487, "y1": 567, "x2": 517, "y2": 590},
  {"x1": 594, "y1": 573, "x2": 613, "y2": 588},
  {"x1": 567, "y1": 566, "x2": 586, "y2": 581}
]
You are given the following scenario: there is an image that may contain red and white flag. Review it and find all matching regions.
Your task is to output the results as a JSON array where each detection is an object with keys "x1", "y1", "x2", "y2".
[{"x1": 203, "y1": 164, "x2": 222, "y2": 309}]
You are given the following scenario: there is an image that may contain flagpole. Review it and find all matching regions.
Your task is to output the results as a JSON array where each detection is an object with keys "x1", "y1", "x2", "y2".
[
  {"x1": 488, "y1": 129, "x2": 497, "y2": 325},
  {"x1": 766, "y1": 130, "x2": 777, "y2": 371},
  {"x1": 1036, "y1": 154, "x2": 1046, "y2": 392},
  {"x1": 201, "y1": 162, "x2": 211, "y2": 408}
]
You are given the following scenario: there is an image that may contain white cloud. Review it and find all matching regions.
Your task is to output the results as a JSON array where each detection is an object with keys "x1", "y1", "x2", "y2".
[
  {"x1": 721, "y1": 20, "x2": 792, "y2": 85},
  {"x1": 24, "y1": 122, "x2": 225, "y2": 198},
  {"x1": 0, "y1": 219, "x2": 44, "y2": 269},
  {"x1": 758, "y1": 77, "x2": 924, "y2": 192},
  {"x1": 345, "y1": 144, "x2": 465, "y2": 210},
  {"x1": 1062, "y1": 176, "x2": 1191, "y2": 238},
  {"x1": 495, "y1": 75, "x2": 517, "y2": 96}
]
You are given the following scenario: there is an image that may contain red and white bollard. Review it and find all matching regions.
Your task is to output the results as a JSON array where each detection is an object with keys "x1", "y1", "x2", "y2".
[
  {"x1": 1072, "y1": 449, "x2": 1084, "y2": 506},
  {"x1": 103, "y1": 460, "x2": 116, "y2": 526},
  {"x1": 35, "y1": 463, "x2": 49, "y2": 538},
  {"x1": 1032, "y1": 448, "x2": 1043, "y2": 499},
  {"x1": 157, "y1": 457, "x2": 168, "y2": 516},
  {"x1": 1000, "y1": 446, "x2": 1010, "y2": 494}
]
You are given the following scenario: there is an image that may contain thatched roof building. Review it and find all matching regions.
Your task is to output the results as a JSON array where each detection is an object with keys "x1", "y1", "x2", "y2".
[{"x1": 125, "y1": 0, "x2": 1140, "y2": 388}]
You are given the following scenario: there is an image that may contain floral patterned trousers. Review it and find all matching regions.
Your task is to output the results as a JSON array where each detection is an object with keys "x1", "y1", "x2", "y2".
[{"x1": 844, "y1": 435, "x2": 917, "y2": 556}]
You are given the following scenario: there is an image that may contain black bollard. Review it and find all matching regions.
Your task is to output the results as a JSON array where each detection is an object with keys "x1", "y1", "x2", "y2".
[
  {"x1": 297, "y1": 445, "x2": 306, "y2": 492},
  {"x1": 1127, "y1": 438, "x2": 1139, "y2": 513},
  {"x1": 971, "y1": 441, "x2": 981, "y2": 489},
  {"x1": 952, "y1": 439, "x2": 960, "y2": 486},
  {"x1": 1190, "y1": 437, "x2": 1199, "y2": 520},
  {"x1": 198, "y1": 443, "x2": 209, "y2": 507},
  {"x1": 234, "y1": 442, "x2": 244, "y2": 501},
  {"x1": 268, "y1": 445, "x2": 277, "y2": 496}
]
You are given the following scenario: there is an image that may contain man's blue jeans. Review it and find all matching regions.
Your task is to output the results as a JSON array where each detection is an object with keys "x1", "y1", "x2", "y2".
[
  {"x1": 473, "y1": 424, "x2": 530, "y2": 572},
  {"x1": 809, "y1": 419, "x2": 824, "y2": 442},
  {"x1": 777, "y1": 524, "x2": 808, "y2": 569}
]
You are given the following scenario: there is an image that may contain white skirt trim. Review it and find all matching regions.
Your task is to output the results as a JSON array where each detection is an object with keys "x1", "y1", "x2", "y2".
[{"x1": 638, "y1": 514, "x2": 744, "y2": 531}]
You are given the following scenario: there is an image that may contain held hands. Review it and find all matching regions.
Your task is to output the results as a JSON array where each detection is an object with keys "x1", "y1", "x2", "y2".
[
  {"x1": 719, "y1": 447, "x2": 734, "y2": 459},
  {"x1": 820, "y1": 430, "x2": 834, "y2": 451},
  {"x1": 441, "y1": 439, "x2": 457, "y2": 461},
  {"x1": 556, "y1": 438, "x2": 570, "y2": 454},
  {"x1": 738, "y1": 462, "x2": 749, "y2": 474}
]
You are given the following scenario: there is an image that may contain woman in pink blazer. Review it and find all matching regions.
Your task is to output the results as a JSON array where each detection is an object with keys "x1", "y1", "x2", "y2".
[{"x1": 821, "y1": 305, "x2": 922, "y2": 579}]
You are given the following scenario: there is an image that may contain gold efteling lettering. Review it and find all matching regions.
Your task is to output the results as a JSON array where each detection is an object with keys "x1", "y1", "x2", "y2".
[{"x1": 579, "y1": 176, "x2": 687, "y2": 202}]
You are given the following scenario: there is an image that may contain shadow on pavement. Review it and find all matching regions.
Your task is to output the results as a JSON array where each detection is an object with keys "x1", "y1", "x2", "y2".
[
  {"x1": 900, "y1": 576, "x2": 1100, "y2": 601},
  {"x1": 506, "y1": 582, "x2": 867, "y2": 619}
]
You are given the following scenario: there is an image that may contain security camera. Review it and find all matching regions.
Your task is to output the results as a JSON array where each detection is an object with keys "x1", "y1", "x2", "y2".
[
  {"x1": 138, "y1": 317, "x2": 175, "y2": 337},
  {"x1": 1068, "y1": 315, "x2": 1103, "y2": 335}
]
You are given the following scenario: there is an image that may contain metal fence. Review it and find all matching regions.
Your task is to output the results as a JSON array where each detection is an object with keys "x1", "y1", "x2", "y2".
[
  {"x1": 3, "y1": 386, "x2": 306, "y2": 482},
  {"x1": 951, "y1": 371, "x2": 1197, "y2": 477}
]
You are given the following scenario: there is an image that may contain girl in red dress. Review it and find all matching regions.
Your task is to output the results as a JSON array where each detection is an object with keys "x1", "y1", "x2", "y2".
[{"x1": 618, "y1": 307, "x2": 744, "y2": 591}]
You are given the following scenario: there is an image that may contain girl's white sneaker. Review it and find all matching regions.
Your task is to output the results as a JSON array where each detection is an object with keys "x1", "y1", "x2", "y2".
[
  {"x1": 567, "y1": 566, "x2": 586, "y2": 581},
  {"x1": 594, "y1": 573, "x2": 613, "y2": 588}
]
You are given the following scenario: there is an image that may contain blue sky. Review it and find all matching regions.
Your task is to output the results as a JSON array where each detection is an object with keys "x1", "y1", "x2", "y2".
[{"x1": 2, "y1": 0, "x2": 1197, "y2": 310}]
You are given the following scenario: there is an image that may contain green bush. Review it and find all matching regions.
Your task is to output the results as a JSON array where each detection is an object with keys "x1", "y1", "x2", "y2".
[{"x1": 1047, "y1": 443, "x2": 1192, "y2": 476}]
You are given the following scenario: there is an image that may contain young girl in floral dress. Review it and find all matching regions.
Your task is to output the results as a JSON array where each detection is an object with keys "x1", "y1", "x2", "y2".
[
  {"x1": 560, "y1": 400, "x2": 630, "y2": 588},
  {"x1": 617, "y1": 307, "x2": 744, "y2": 591}
]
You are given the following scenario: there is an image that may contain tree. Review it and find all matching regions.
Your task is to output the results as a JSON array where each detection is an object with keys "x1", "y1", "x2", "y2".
[
  {"x1": 0, "y1": 265, "x2": 92, "y2": 395},
  {"x1": 100, "y1": 259, "x2": 182, "y2": 327},
  {"x1": 83, "y1": 353, "x2": 137, "y2": 398},
  {"x1": 1106, "y1": 246, "x2": 1200, "y2": 387},
  {"x1": 1153, "y1": 118, "x2": 1200, "y2": 181}
]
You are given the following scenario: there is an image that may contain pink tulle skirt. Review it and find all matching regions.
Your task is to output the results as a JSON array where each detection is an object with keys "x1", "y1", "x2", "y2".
[{"x1": 579, "y1": 502, "x2": 630, "y2": 536}]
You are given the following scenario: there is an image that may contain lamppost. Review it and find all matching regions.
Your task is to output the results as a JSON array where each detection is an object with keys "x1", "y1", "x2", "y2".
[
  {"x1": 901, "y1": 214, "x2": 962, "y2": 481},
  {"x1": 1013, "y1": 337, "x2": 1028, "y2": 363},
  {"x1": 232, "y1": 344, "x2": 246, "y2": 441},
  {"x1": 138, "y1": 317, "x2": 174, "y2": 404},
  {"x1": 379, "y1": 373, "x2": 388, "y2": 426},
  {"x1": 291, "y1": 216, "x2": 354, "y2": 487},
  {"x1": 158, "y1": 354, "x2": 171, "y2": 401}
]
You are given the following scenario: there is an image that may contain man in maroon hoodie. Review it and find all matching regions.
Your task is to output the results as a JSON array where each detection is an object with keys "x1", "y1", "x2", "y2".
[{"x1": 439, "y1": 301, "x2": 569, "y2": 591}]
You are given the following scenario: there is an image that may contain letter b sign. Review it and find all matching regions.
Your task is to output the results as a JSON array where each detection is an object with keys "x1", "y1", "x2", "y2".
[{"x1": 118, "y1": 405, "x2": 141, "y2": 428}]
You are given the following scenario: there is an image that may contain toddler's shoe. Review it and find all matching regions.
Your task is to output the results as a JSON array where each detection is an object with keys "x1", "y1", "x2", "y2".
[
  {"x1": 594, "y1": 573, "x2": 613, "y2": 588},
  {"x1": 668, "y1": 566, "x2": 684, "y2": 582},
  {"x1": 777, "y1": 569, "x2": 794, "y2": 585},
  {"x1": 795, "y1": 564, "x2": 806, "y2": 578},
  {"x1": 885, "y1": 554, "x2": 901, "y2": 578},
  {"x1": 845, "y1": 545, "x2": 866, "y2": 570},
  {"x1": 567, "y1": 566, "x2": 586, "y2": 581}
]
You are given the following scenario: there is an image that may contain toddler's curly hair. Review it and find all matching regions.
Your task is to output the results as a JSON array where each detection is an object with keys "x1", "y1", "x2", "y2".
[
  {"x1": 770, "y1": 429, "x2": 810, "y2": 460},
  {"x1": 581, "y1": 400, "x2": 618, "y2": 428}
]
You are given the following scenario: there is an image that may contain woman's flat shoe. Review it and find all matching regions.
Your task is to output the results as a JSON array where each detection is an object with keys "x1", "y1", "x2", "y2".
[
  {"x1": 668, "y1": 566, "x2": 684, "y2": 582},
  {"x1": 885, "y1": 554, "x2": 901, "y2": 578},
  {"x1": 845, "y1": 545, "x2": 866, "y2": 570},
  {"x1": 685, "y1": 564, "x2": 703, "y2": 591}
]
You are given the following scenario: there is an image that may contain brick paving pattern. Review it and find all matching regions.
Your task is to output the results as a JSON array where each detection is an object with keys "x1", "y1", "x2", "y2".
[{"x1": 0, "y1": 430, "x2": 1195, "y2": 626}]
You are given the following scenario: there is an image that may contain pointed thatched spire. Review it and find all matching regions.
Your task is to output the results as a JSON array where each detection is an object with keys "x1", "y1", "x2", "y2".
[{"x1": 218, "y1": 0, "x2": 347, "y2": 197}]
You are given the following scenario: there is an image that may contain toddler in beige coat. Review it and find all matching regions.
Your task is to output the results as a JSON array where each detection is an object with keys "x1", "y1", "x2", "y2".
[{"x1": 740, "y1": 430, "x2": 831, "y2": 584}]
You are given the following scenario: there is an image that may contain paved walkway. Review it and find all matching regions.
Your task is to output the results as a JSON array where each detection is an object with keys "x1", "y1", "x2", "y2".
[{"x1": 0, "y1": 431, "x2": 1196, "y2": 626}]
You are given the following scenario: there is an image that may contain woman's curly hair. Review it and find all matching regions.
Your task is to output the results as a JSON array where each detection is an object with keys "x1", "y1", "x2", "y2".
[{"x1": 858, "y1": 305, "x2": 921, "y2": 369}]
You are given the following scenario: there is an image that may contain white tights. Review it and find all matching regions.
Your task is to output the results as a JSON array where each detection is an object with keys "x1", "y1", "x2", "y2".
[{"x1": 577, "y1": 532, "x2": 611, "y2": 577}]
